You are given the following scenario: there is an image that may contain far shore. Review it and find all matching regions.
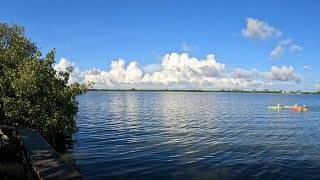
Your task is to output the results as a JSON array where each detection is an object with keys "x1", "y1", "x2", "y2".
[{"x1": 88, "y1": 89, "x2": 320, "y2": 94}]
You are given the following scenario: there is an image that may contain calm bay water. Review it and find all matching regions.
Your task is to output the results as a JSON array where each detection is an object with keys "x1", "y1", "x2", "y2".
[{"x1": 68, "y1": 92, "x2": 320, "y2": 179}]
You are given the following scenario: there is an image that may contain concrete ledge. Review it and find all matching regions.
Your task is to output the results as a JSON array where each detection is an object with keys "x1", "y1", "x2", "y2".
[{"x1": 1, "y1": 126, "x2": 84, "y2": 180}]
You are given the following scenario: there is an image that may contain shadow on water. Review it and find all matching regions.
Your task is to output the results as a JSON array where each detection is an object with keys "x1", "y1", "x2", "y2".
[{"x1": 54, "y1": 137, "x2": 82, "y2": 173}]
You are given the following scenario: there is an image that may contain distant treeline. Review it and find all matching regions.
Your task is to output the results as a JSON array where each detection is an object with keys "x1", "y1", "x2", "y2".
[{"x1": 88, "y1": 88, "x2": 320, "y2": 94}]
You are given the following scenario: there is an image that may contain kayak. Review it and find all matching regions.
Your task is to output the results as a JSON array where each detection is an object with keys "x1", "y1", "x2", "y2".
[
  {"x1": 267, "y1": 106, "x2": 284, "y2": 109},
  {"x1": 293, "y1": 107, "x2": 309, "y2": 111},
  {"x1": 285, "y1": 106, "x2": 295, "y2": 108},
  {"x1": 267, "y1": 105, "x2": 309, "y2": 111}
]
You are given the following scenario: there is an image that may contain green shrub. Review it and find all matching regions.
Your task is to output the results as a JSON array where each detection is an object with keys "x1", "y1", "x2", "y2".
[{"x1": 0, "y1": 23, "x2": 92, "y2": 146}]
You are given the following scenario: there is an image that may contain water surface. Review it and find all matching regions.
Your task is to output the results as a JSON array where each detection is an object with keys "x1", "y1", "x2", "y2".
[{"x1": 69, "y1": 92, "x2": 320, "y2": 179}]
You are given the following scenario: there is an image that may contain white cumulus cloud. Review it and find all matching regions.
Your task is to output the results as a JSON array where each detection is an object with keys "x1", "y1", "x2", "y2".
[
  {"x1": 80, "y1": 59, "x2": 143, "y2": 85},
  {"x1": 242, "y1": 18, "x2": 302, "y2": 60},
  {"x1": 270, "y1": 45, "x2": 284, "y2": 59},
  {"x1": 142, "y1": 63, "x2": 163, "y2": 74},
  {"x1": 54, "y1": 58, "x2": 74, "y2": 73},
  {"x1": 262, "y1": 66, "x2": 301, "y2": 83},
  {"x1": 125, "y1": 62, "x2": 143, "y2": 83},
  {"x1": 54, "y1": 58, "x2": 80, "y2": 84},
  {"x1": 242, "y1": 18, "x2": 282, "y2": 40},
  {"x1": 142, "y1": 53, "x2": 225, "y2": 85},
  {"x1": 54, "y1": 53, "x2": 303, "y2": 90},
  {"x1": 270, "y1": 39, "x2": 293, "y2": 59},
  {"x1": 231, "y1": 68, "x2": 258, "y2": 80}
]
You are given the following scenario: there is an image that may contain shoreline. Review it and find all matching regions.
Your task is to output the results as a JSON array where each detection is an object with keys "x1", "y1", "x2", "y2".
[{"x1": 88, "y1": 89, "x2": 320, "y2": 94}]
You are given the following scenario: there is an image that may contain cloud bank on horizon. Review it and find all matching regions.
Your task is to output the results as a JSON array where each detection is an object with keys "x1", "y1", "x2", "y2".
[{"x1": 54, "y1": 52, "x2": 302, "y2": 90}]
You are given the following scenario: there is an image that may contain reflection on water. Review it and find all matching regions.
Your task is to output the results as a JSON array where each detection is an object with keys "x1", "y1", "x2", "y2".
[{"x1": 69, "y1": 92, "x2": 320, "y2": 179}]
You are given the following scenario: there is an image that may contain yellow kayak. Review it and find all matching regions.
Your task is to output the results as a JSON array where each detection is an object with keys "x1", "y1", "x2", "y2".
[{"x1": 293, "y1": 107, "x2": 309, "y2": 111}]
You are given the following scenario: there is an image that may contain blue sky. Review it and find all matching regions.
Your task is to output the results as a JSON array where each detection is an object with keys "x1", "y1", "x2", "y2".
[{"x1": 1, "y1": 0, "x2": 320, "y2": 91}]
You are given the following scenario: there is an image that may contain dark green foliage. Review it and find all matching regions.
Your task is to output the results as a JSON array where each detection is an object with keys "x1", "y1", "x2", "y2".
[{"x1": 0, "y1": 23, "x2": 92, "y2": 146}]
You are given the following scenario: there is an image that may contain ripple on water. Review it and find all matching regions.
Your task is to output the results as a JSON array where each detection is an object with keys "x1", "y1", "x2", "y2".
[{"x1": 71, "y1": 92, "x2": 320, "y2": 179}]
